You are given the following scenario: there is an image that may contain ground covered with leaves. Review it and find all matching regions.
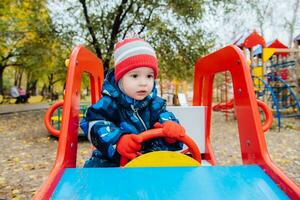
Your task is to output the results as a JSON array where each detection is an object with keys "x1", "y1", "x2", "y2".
[{"x1": 0, "y1": 110, "x2": 299, "y2": 199}]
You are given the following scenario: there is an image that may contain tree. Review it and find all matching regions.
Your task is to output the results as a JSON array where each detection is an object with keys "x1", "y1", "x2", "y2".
[
  {"x1": 0, "y1": 0, "x2": 25, "y2": 94},
  {"x1": 284, "y1": 0, "x2": 300, "y2": 47},
  {"x1": 49, "y1": 0, "x2": 233, "y2": 79},
  {"x1": 0, "y1": 0, "x2": 69, "y2": 97},
  {"x1": 247, "y1": 0, "x2": 273, "y2": 38}
]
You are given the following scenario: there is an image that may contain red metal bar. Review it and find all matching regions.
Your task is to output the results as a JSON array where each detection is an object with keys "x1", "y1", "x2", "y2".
[
  {"x1": 193, "y1": 45, "x2": 300, "y2": 199},
  {"x1": 34, "y1": 46, "x2": 104, "y2": 200}
]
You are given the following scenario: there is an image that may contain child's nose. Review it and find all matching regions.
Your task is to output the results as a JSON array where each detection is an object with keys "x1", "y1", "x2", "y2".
[{"x1": 139, "y1": 78, "x2": 147, "y2": 85}]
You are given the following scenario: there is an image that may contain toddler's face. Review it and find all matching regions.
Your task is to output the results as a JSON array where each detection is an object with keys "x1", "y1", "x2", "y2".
[{"x1": 121, "y1": 67, "x2": 154, "y2": 100}]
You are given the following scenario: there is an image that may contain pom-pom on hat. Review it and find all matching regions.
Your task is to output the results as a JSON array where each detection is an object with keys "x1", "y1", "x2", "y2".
[{"x1": 113, "y1": 38, "x2": 158, "y2": 82}]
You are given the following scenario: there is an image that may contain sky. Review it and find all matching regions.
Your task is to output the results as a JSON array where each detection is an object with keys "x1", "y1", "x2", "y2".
[{"x1": 201, "y1": 0, "x2": 300, "y2": 49}]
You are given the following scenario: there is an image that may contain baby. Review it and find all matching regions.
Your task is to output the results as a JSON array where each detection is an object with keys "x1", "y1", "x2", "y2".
[{"x1": 81, "y1": 38, "x2": 186, "y2": 167}]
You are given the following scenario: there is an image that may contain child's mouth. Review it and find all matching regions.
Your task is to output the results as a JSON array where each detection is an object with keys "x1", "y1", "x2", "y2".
[{"x1": 137, "y1": 90, "x2": 147, "y2": 95}]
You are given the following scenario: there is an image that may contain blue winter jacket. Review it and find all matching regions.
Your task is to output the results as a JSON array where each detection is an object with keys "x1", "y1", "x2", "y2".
[{"x1": 80, "y1": 70, "x2": 183, "y2": 164}]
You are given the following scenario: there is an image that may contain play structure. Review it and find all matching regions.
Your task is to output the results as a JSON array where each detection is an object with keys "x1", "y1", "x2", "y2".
[
  {"x1": 213, "y1": 72, "x2": 234, "y2": 120},
  {"x1": 45, "y1": 101, "x2": 89, "y2": 137},
  {"x1": 252, "y1": 35, "x2": 300, "y2": 128},
  {"x1": 34, "y1": 45, "x2": 300, "y2": 199},
  {"x1": 215, "y1": 31, "x2": 300, "y2": 128},
  {"x1": 213, "y1": 31, "x2": 267, "y2": 119}
]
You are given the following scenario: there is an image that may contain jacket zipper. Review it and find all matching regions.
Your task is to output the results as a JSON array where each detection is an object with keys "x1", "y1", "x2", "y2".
[{"x1": 131, "y1": 105, "x2": 147, "y2": 131}]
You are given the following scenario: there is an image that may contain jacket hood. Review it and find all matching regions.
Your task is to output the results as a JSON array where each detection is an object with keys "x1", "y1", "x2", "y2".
[{"x1": 101, "y1": 69, "x2": 157, "y2": 109}]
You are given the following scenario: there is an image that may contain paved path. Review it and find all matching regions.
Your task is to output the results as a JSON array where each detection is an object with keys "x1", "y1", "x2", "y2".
[{"x1": 0, "y1": 103, "x2": 49, "y2": 114}]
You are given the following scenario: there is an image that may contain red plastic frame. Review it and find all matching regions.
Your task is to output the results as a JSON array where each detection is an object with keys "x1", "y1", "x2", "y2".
[
  {"x1": 256, "y1": 100, "x2": 273, "y2": 132},
  {"x1": 34, "y1": 46, "x2": 104, "y2": 200},
  {"x1": 44, "y1": 101, "x2": 64, "y2": 137},
  {"x1": 193, "y1": 45, "x2": 299, "y2": 199}
]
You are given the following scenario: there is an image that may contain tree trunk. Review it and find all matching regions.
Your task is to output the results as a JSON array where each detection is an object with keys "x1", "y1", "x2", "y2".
[
  {"x1": 159, "y1": 76, "x2": 163, "y2": 97},
  {"x1": 86, "y1": 86, "x2": 90, "y2": 96},
  {"x1": 41, "y1": 84, "x2": 47, "y2": 100},
  {"x1": 47, "y1": 73, "x2": 54, "y2": 100},
  {"x1": 288, "y1": 0, "x2": 299, "y2": 47},
  {"x1": 18, "y1": 70, "x2": 23, "y2": 87},
  {"x1": 0, "y1": 67, "x2": 4, "y2": 95},
  {"x1": 103, "y1": 0, "x2": 129, "y2": 74},
  {"x1": 13, "y1": 69, "x2": 23, "y2": 87},
  {"x1": 14, "y1": 69, "x2": 18, "y2": 86},
  {"x1": 26, "y1": 80, "x2": 38, "y2": 96}
]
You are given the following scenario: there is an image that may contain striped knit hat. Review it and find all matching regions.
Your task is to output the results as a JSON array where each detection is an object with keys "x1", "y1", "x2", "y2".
[{"x1": 113, "y1": 38, "x2": 158, "y2": 82}]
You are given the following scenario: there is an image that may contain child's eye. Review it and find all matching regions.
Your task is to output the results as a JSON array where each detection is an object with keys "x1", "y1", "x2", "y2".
[
  {"x1": 147, "y1": 74, "x2": 154, "y2": 79},
  {"x1": 131, "y1": 74, "x2": 138, "y2": 78}
]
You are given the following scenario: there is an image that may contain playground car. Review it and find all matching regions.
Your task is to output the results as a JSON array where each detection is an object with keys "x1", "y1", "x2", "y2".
[{"x1": 34, "y1": 45, "x2": 300, "y2": 200}]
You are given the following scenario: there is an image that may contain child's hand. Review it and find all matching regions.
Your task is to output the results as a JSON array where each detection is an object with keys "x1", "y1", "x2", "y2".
[
  {"x1": 154, "y1": 121, "x2": 186, "y2": 143},
  {"x1": 117, "y1": 134, "x2": 142, "y2": 160}
]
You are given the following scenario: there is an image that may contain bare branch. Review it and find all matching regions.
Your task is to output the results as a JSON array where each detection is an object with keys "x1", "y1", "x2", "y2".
[
  {"x1": 52, "y1": 78, "x2": 65, "y2": 85},
  {"x1": 110, "y1": 0, "x2": 128, "y2": 44},
  {"x1": 79, "y1": 0, "x2": 103, "y2": 59},
  {"x1": 119, "y1": 0, "x2": 134, "y2": 24},
  {"x1": 122, "y1": 5, "x2": 142, "y2": 39},
  {"x1": 1, "y1": 63, "x2": 23, "y2": 69},
  {"x1": 138, "y1": 7, "x2": 155, "y2": 34},
  {"x1": 103, "y1": 0, "x2": 129, "y2": 71},
  {"x1": 0, "y1": 52, "x2": 15, "y2": 63}
]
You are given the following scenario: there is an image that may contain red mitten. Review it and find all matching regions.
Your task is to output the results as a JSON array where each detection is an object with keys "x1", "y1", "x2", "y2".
[
  {"x1": 154, "y1": 121, "x2": 186, "y2": 143},
  {"x1": 116, "y1": 134, "x2": 142, "y2": 160}
]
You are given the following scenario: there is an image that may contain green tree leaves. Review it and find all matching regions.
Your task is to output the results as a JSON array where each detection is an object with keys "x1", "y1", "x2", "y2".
[{"x1": 0, "y1": 1, "x2": 68, "y2": 96}]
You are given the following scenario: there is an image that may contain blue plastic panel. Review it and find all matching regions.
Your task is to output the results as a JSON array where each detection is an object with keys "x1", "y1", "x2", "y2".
[{"x1": 52, "y1": 165, "x2": 289, "y2": 200}]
